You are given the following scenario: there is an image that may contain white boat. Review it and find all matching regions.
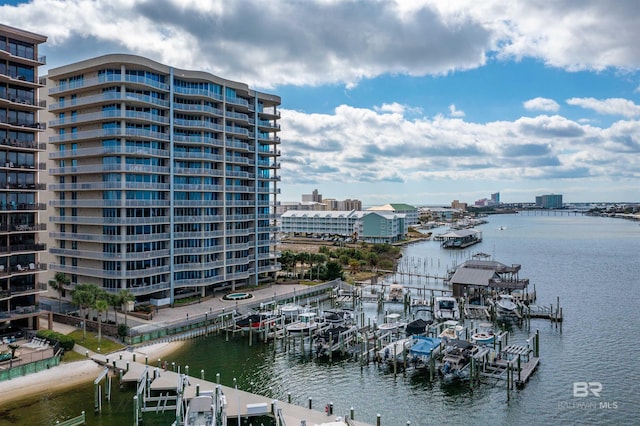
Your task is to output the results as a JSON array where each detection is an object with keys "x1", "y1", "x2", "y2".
[
  {"x1": 286, "y1": 312, "x2": 319, "y2": 334},
  {"x1": 496, "y1": 294, "x2": 517, "y2": 313},
  {"x1": 438, "y1": 320, "x2": 464, "y2": 341},
  {"x1": 378, "y1": 336, "x2": 414, "y2": 364},
  {"x1": 185, "y1": 395, "x2": 215, "y2": 426},
  {"x1": 184, "y1": 387, "x2": 226, "y2": 426},
  {"x1": 471, "y1": 322, "x2": 495, "y2": 345},
  {"x1": 434, "y1": 296, "x2": 460, "y2": 321},
  {"x1": 377, "y1": 313, "x2": 407, "y2": 332},
  {"x1": 279, "y1": 303, "x2": 302, "y2": 319},
  {"x1": 385, "y1": 283, "x2": 406, "y2": 303}
]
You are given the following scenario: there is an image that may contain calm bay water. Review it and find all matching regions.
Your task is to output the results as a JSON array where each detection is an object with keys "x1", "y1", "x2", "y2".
[{"x1": 2, "y1": 213, "x2": 639, "y2": 425}]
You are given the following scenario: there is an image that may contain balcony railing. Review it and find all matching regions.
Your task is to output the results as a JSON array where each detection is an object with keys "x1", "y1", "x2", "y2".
[
  {"x1": 49, "y1": 215, "x2": 169, "y2": 225},
  {"x1": 0, "y1": 138, "x2": 46, "y2": 150},
  {"x1": 0, "y1": 202, "x2": 46, "y2": 211},
  {"x1": 0, "y1": 223, "x2": 46, "y2": 233}
]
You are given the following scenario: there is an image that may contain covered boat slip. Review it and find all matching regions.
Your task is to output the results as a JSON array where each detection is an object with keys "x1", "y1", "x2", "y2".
[
  {"x1": 447, "y1": 258, "x2": 531, "y2": 300},
  {"x1": 439, "y1": 229, "x2": 482, "y2": 248}
]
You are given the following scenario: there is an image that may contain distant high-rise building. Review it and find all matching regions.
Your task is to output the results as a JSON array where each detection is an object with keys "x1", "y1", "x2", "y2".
[
  {"x1": 302, "y1": 188, "x2": 322, "y2": 203},
  {"x1": 491, "y1": 192, "x2": 500, "y2": 204},
  {"x1": 0, "y1": 23, "x2": 48, "y2": 329},
  {"x1": 337, "y1": 198, "x2": 362, "y2": 211},
  {"x1": 451, "y1": 200, "x2": 467, "y2": 211},
  {"x1": 535, "y1": 194, "x2": 563, "y2": 209},
  {"x1": 45, "y1": 54, "x2": 281, "y2": 304}
]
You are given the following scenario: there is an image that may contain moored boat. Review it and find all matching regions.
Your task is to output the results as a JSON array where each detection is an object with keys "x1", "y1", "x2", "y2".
[
  {"x1": 184, "y1": 395, "x2": 215, "y2": 426},
  {"x1": 438, "y1": 320, "x2": 464, "y2": 341},
  {"x1": 378, "y1": 336, "x2": 414, "y2": 364},
  {"x1": 321, "y1": 309, "x2": 353, "y2": 326},
  {"x1": 377, "y1": 313, "x2": 407, "y2": 332},
  {"x1": 439, "y1": 339, "x2": 479, "y2": 382},
  {"x1": 286, "y1": 312, "x2": 319, "y2": 334},
  {"x1": 471, "y1": 322, "x2": 495, "y2": 345},
  {"x1": 385, "y1": 283, "x2": 406, "y2": 303},
  {"x1": 405, "y1": 318, "x2": 432, "y2": 336},
  {"x1": 434, "y1": 296, "x2": 460, "y2": 321},
  {"x1": 407, "y1": 336, "x2": 442, "y2": 367},
  {"x1": 235, "y1": 312, "x2": 273, "y2": 330},
  {"x1": 279, "y1": 303, "x2": 302, "y2": 319},
  {"x1": 496, "y1": 294, "x2": 517, "y2": 314}
]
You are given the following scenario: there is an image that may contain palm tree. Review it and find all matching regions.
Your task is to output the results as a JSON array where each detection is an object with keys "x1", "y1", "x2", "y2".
[
  {"x1": 48, "y1": 272, "x2": 70, "y2": 313},
  {"x1": 107, "y1": 292, "x2": 121, "y2": 325},
  {"x1": 8, "y1": 344, "x2": 19, "y2": 369},
  {"x1": 95, "y1": 298, "x2": 109, "y2": 344},
  {"x1": 296, "y1": 252, "x2": 310, "y2": 278},
  {"x1": 71, "y1": 284, "x2": 100, "y2": 340},
  {"x1": 118, "y1": 289, "x2": 135, "y2": 328}
]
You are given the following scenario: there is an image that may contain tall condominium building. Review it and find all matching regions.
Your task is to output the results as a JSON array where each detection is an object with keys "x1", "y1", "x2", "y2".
[
  {"x1": 0, "y1": 24, "x2": 48, "y2": 330},
  {"x1": 535, "y1": 194, "x2": 563, "y2": 209},
  {"x1": 45, "y1": 54, "x2": 281, "y2": 305}
]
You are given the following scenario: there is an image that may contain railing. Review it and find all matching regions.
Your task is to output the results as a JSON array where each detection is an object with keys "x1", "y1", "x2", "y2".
[
  {"x1": 276, "y1": 408, "x2": 286, "y2": 426},
  {"x1": 54, "y1": 411, "x2": 86, "y2": 426},
  {"x1": 0, "y1": 138, "x2": 45, "y2": 150},
  {"x1": 125, "y1": 280, "x2": 337, "y2": 343},
  {"x1": 0, "y1": 352, "x2": 61, "y2": 382},
  {"x1": 0, "y1": 243, "x2": 46, "y2": 253}
]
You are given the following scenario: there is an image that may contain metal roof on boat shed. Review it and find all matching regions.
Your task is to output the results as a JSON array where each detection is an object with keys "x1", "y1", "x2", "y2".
[{"x1": 450, "y1": 267, "x2": 496, "y2": 286}]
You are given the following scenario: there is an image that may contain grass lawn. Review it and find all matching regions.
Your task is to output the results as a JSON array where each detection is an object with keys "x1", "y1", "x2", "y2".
[
  {"x1": 67, "y1": 330, "x2": 125, "y2": 354},
  {"x1": 61, "y1": 350, "x2": 87, "y2": 363}
]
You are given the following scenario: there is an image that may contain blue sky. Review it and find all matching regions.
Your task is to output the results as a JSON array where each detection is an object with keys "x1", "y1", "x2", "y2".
[{"x1": 3, "y1": 0, "x2": 640, "y2": 205}]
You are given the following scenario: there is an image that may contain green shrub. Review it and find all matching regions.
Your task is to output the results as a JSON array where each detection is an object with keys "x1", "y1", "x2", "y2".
[
  {"x1": 135, "y1": 304, "x2": 152, "y2": 313},
  {"x1": 117, "y1": 324, "x2": 129, "y2": 339},
  {"x1": 36, "y1": 330, "x2": 75, "y2": 352}
]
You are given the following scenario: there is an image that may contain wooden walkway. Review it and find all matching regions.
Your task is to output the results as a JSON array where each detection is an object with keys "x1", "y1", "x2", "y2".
[{"x1": 92, "y1": 354, "x2": 373, "y2": 425}]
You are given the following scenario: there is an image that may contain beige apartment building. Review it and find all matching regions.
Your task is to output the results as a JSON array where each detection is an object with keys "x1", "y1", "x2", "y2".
[{"x1": 44, "y1": 54, "x2": 281, "y2": 306}]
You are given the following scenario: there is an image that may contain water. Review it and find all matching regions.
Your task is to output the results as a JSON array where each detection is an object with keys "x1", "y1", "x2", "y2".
[{"x1": 3, "y1": 214, "x2": 639, "y2": 425}]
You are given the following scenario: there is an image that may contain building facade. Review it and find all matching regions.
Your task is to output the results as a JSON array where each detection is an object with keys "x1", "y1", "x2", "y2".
[
  {"x1": 45, "y1": 54, "x2": 281, "y2": 305},
  {"x1": 281, "y1": 210, "x2": 406, "y2": 243},
  {"x1": 367, "y1": 203, "x2": 417, "y2": 227},
  {"x1": 535, "y1": 194, "x2": 563, "y2": 209},
  {"x1": 0, "y1": 24, "x2": 48, "y2": 330}
]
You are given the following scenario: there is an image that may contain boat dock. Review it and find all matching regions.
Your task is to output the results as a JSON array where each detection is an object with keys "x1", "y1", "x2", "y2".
[{"x1": 91, "y1": 352, "x2": 374, "y2": 426}]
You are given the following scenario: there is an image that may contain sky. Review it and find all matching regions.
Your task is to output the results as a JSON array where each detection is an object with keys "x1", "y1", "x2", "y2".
[{"x1": 2, "y1": 0, "x2": 640, "y2": 205}]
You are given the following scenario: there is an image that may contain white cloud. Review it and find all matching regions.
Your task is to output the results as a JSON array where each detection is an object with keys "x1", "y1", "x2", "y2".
[
  {"x1": 3, "y1": 0, "x2": 639, "y2": 89},
  {"x1": 280, "y1": 104, "x2": 639, "y2": 197},
  {"x1": 523, "y1": 97, "x2": 560, "y2": 112},
  {"x1": 566, "y1": 97, "x2": 640, "y2": 118},
  {"x1": 448, "y1": 104, "x2": 466, "y2": 117}
]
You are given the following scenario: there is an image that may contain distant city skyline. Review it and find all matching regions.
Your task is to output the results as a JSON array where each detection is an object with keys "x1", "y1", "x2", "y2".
[{"x1": 3, "y1": 0, "x2": 640, "y2": 204}]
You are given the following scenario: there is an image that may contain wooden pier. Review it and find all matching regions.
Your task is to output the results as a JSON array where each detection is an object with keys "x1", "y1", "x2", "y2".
[{"x1": 92, "y1": 353, "x2": 373, "y2": 426}]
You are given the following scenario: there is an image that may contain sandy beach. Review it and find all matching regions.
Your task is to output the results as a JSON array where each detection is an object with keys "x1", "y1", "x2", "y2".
[{"x1": 0, "y1": 340, "x2": 185, "y2": 406}]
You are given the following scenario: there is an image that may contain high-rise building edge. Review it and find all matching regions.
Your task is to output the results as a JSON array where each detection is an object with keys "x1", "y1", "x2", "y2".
[
  {"x1": 0, "y1": 24, "x2": 48, "y2": 328},
  {"x1": 44, "y1": 54, "x2": 281, "y2": 304}
]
